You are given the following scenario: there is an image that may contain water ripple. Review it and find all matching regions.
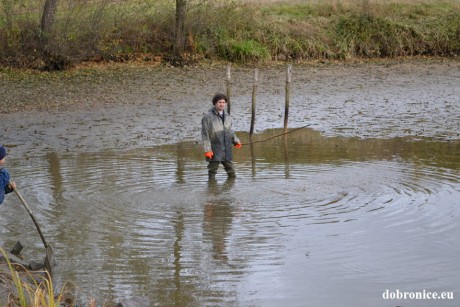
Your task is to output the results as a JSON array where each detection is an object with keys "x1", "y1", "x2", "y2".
[{"x1": 3, "y1": 141, "x2": 459, "y2": 306}]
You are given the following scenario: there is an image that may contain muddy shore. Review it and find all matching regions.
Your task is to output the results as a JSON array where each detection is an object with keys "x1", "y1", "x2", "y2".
[{"x1": 1, "y1": 58, "x2": 459, "y2": 158}]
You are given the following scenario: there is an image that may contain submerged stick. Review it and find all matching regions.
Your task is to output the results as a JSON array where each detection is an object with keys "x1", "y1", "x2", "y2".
[
  {"x1": 13, "y1": 187, "x2": 54, "y2": 277},
  {"x1": 241, "y1": 124, "x2": 311, "y2": 146}
]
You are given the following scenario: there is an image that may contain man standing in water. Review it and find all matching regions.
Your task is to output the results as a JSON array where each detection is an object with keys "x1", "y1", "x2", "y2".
[
  {"x1": 201, "y1": 93, "x2": 241, "y2": 180},
  {"x1": 0, "y1": 145, "x2": 16, "y2": 205}
]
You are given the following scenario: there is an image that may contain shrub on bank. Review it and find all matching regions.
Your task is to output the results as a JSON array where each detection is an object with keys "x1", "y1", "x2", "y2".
[{"x1": 0, "y1": 0, "x2": 459, "y2": 70}]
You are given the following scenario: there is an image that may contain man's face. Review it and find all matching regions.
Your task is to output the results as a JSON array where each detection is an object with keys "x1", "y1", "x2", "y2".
[{"x1": 215, "y1": 99, "x2": 227, "y2": 112}]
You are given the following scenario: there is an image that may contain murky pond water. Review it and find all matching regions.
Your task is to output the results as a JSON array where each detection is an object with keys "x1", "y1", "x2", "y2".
[
  {"x1": 2, "y1": 130, "x2": 460, "y2": 306},
  {"x1": 1, "y1": 61, "x2": 460, "y2": 306}
]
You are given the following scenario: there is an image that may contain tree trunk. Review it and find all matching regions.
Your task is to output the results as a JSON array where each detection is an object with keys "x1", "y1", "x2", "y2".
[
  {"x1": 175, "y1": 0, "x2": 187, "y2": 55},
  {"x1": 41, "y1": 0, "x2": 57, "y2": 35}
]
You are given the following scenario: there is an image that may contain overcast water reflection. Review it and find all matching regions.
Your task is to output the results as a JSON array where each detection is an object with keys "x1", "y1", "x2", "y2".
[{"x1": 1, "y1": 129, "x2": 460, "y2": 306}]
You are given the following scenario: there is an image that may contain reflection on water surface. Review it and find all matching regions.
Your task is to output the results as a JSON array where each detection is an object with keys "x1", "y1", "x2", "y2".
[{"x1": 2, "y1": 129, "x2": 459, "y2": 306}]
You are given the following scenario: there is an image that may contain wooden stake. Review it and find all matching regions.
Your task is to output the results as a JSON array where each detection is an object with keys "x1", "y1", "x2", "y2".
[
  {"x1": 226, "y1": 64, "x2": 231, "y2": 114},
  {"x1": 284, "y1": 64, "x2": 292, "y2": 133},
  {"x1": 250, "y1": 68, "x2": 258, "y2": 135}
]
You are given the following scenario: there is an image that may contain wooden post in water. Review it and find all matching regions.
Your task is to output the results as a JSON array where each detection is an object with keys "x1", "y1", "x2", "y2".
[
  {"x1": 250, "y1": 68, "x2": 258, "y2": 136},
  {"x1": 250, "y1": 141, "x2": 256, "y2": 178},
  {"x1": 283, "y1": 133, "x2": 290, "y2": 179},
  {"x1": 284, "y1": 64, "x2": 292, "y2": 134},
  {"x1": 226, "y1": 64, "x2": 232, "y2": 114}
]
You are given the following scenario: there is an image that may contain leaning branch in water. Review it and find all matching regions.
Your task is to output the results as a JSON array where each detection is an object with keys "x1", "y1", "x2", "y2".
[{"x1": 240, "y1": 124, "x2": 311, "y2": 146}]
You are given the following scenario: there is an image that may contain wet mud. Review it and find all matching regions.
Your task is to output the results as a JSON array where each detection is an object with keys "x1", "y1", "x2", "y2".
[{"x1": 1, "y1": 59, "x2": 459, "y2": 157}]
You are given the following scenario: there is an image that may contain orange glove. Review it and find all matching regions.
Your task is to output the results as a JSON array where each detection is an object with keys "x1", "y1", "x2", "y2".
[
  {"x1": 234, "y1": 143, "x2": 242, "y2": 149},
  {"x1": 204, "y1": 151, "x2": 214, "y2": 159}
]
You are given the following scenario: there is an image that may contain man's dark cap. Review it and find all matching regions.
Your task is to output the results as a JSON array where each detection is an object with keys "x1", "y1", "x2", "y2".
[{"x1": 0, "y1": 145, "x2": 6, "y2": 160}]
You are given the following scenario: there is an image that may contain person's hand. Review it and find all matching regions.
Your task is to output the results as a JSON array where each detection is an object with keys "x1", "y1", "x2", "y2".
[
  {"x1": 234, "y1": 143, "x2": 242, "y2": 149},
  {"x1": 204, "y1": 151, "x2": 214, "y2": 159},
  {"x1": 9, "y1": 181, "x2": 16, "y2": 190}
]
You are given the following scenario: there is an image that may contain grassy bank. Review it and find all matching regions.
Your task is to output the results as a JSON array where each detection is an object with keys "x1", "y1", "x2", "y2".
[{"x1": 0, "y1": 0, "x2": 459, "y2": 69}]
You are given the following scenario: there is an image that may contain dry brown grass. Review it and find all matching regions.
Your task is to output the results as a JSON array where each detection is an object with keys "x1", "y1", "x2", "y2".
[
  {"x1": 1, "y1": 0, "x2": 459, "y2": 69},
  {"x1": 242, "y1": 0, "x2": 456, "y2": 4}
]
